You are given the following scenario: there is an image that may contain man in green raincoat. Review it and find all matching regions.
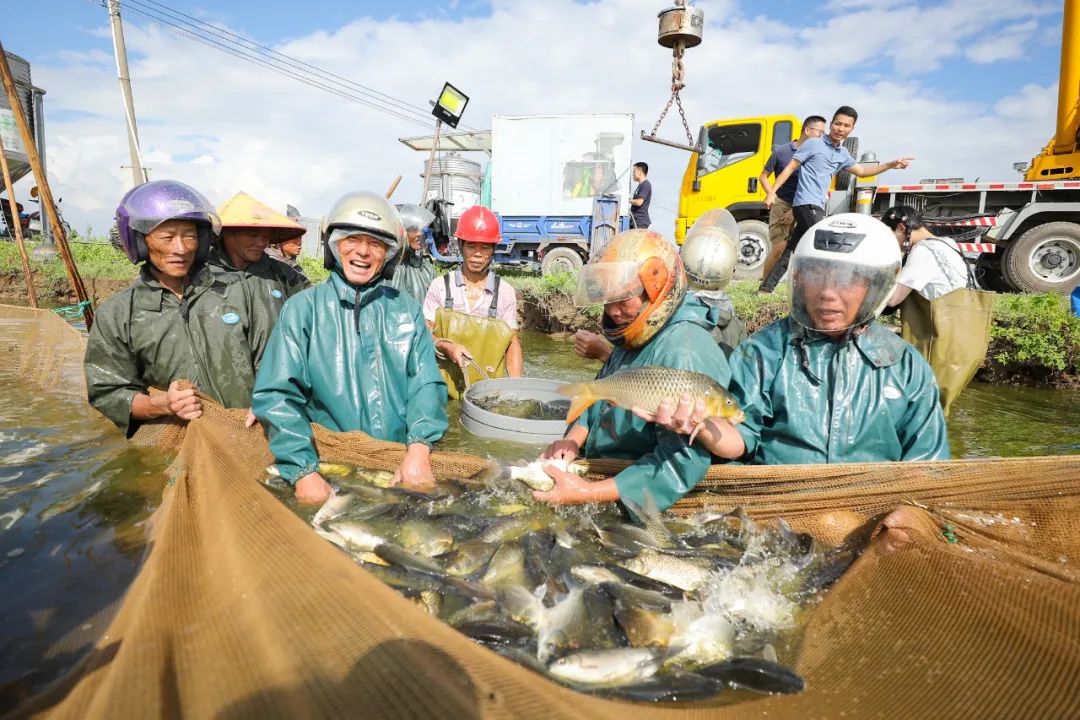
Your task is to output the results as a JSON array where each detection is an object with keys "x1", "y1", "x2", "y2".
[
  {"x1": 533, "y1": 229, "x2": 732, "y2": 513},
  {"x1": 209, "y1": 191, "x2": 310, "y2": 312},
  {"x1": 389, "y1": 203, "x2": 438, "y2": 304},
  {"x1": 85, "y1": 180, "x2": 276, "y2": 437},
  {"x1": 251, "y1": 192, "x2": 448, "y2": 506},
  {"x1": 641, "y1": 213, "x2": 950, "y2": 465},
  {"x1": 572, "y1": 209, "x2": 748, "y2": 363}
]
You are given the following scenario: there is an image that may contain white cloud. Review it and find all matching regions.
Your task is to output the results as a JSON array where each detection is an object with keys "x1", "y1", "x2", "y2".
[
  {"x1": 14, "y1": 0, "x2": 1060, "y2": 238},
  {"x1": 965, "y1": 20, "x2": 1039, "y2": 64}
]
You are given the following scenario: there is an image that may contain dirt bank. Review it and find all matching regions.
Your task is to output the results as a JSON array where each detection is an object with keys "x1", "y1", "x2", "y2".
[{"x1": 0, "y1": 274, "x2": 130, "y2": 307}]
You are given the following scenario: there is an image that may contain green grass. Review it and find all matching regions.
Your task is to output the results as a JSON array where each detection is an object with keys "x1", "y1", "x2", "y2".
[
  {"x1": 0, "y1": 238, "x2": 137, "y2": 282},
  {"x1": 299, "y1": 257, "x2": 329, "y2": 283},
  {"x1": 987, "y1": 292, "x2": 1080, "y2": 380}
]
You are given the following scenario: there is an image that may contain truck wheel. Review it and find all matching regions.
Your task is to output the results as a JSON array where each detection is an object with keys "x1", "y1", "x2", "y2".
[
  {"x1": 834, "y1": 137, "x2": 860, "y2": 193},
  {"x1": 541, "y1": 247, "x2": 584, "y2": 276},
  {"x1": 734, "y1": 219, "x2": 771, "y2": 279},
  {"x1": 1002, "y1": 222, "x2": 1080, "y2": 293},
  {"x1": 974, "y1": 251, "x2": 1010, "y2": 292}
]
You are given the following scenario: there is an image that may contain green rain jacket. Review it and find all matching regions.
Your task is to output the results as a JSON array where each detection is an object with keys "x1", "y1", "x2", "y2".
[
  {"x1": 390, "y1": 248, "x2": 437, "y2": 305},
  {"x1": 84, "y1": 263, "x2": 277, "y2": 437},
  {"x1": 691, "y1": 291, "x2": 749, "y2": 357},
  {"x1": 208, "y1": 246, "x2": 310, "y2": 314},
  {"x1": 730, "y1": 317, "x2": 951, "y2": 464},
  {"x1": 251, "y1": 271, "x2": 449, "y2": 484},
  {"x1": 575, "y1": 297, "x2": 732, "y2": 512}
]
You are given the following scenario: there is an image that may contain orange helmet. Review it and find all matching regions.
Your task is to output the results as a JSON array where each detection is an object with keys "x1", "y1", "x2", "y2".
[
  {"x1": 455, "y1": 206, "x2": 500, "y2": 244},
  {"x1": 575, "y1": 229, "x2": 687, "y2": 349}
]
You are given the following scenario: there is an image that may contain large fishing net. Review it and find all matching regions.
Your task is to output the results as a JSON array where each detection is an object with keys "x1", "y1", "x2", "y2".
[{"x1": 3, "y1": 304, "x2": 1079, "y2": 719}]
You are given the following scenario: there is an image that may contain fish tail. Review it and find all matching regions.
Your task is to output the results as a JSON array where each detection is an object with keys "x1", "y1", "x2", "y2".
[{"x1": 560, "y1": 382, "x2": 599, "y2": 424}]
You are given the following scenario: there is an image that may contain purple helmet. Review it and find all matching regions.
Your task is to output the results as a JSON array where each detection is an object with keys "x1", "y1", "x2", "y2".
[{"x1": 115, "y1": 180, "x2": 221, "y2": 265}]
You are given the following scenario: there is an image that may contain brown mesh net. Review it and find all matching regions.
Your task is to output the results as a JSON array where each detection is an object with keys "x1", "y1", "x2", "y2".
[
  {"x1": 4, "y1": 304, "x2": 1080, "y2": 719},
  {"x1": 1, "y1": 304, "x2": 87, "y2": 398}
]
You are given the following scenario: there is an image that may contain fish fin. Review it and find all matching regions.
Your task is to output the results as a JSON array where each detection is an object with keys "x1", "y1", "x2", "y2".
[
  {"x1": 561, "y1": 383, "x2": 599, "y2": 424},
  {"x1": 470, "y1": 458, "x2": 509, "y2": 486}
]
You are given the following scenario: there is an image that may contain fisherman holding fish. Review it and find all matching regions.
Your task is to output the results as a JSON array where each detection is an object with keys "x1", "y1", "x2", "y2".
[
  {"x1": 636, "y1": 214, "x2": 950, "y2": 464},
  {"x1": 251, "y1": 192, "x2": 448, "y2": 505},
  {"x1": 84, "y1": 180, "x2": 278, "y2": 437},
  {"x1": 533, "y1": 229, "x2": 734, "y2": 512}
]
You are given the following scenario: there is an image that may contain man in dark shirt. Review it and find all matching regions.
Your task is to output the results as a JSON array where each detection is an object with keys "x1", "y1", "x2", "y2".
[
  {"x1": 630, "y1": 162, "x2": 652, "y2": 229},
  {"x1": 758, "y1": 115, "x2": 826, "y2": 283}
]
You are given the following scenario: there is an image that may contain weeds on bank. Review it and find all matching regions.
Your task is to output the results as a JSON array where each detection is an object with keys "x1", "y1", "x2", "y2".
[
  {"x1": 988, "y1": 293, "x2": 1080, "y2": 376},
  {"x1": 0, "y1": 239, "x2": 137, "y2": 282},
  {"x1": 299, "y1": 257, "x2": 330, "y2": 283}
]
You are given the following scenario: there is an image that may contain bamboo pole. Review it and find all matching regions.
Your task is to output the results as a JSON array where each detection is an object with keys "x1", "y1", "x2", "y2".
[
  {"x1": 0, "y1": 42, "x2": 93, "y2": 328},
  {"x1": 0, "y1": 134, "x2": 37, "y2": 307},
  {"x1": 385, "y1": 174, "x2": 402, "y2": 199}
]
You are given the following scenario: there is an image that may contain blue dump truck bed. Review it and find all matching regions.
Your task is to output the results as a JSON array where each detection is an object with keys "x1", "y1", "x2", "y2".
[{"x1": 428, "y1": 195, "x2": 629, "y2": 273}]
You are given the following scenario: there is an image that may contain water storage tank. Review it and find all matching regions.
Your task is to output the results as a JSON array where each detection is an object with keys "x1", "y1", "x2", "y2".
[
  {"x1": 423, "y1": 153, "x2": 482, "y2": 220},
  {"x1": 0, "y1": 52, "x2": 36, "y2": 186}
]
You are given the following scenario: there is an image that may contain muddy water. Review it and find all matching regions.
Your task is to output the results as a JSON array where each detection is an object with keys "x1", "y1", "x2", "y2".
[
  {"x1": 0, "y1": 324, "x2": 1075, "y2": 704},
  {"x1": 0, "y1": 357, "x2": 169, "y2": 703}
]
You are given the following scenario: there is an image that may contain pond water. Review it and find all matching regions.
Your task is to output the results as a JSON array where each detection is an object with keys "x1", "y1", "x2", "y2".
[{"x1": 0, "y1": 323, "x2": 1075, "y2": 705}]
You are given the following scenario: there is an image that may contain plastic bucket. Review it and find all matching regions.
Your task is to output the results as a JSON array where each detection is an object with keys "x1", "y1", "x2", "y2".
[{"x1": 461, "y1": 378, "x2": 570, "y2": 445}]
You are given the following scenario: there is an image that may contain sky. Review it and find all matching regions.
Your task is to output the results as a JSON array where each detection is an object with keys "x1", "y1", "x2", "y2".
[{"x1": 3, "y1": 0, "x2": 1067, "y2": 236}]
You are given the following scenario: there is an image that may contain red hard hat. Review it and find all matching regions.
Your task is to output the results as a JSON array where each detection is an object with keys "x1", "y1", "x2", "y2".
[{"x1": 455, "y1": 206, "x2": 500, "y2": 244}]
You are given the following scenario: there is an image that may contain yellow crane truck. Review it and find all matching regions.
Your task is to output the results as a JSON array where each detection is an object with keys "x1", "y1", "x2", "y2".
[{"x1": 675, "y1": 0, "x2": 1080, "y2": 294}]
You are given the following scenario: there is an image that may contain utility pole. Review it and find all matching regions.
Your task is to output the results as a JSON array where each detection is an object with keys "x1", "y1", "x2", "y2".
[
  {"x1": 107, "y1": 0, "x2": 148, "y2": 188},
  {"x1": 420, "y1": 119, "x2": 442, "y2": 205}
]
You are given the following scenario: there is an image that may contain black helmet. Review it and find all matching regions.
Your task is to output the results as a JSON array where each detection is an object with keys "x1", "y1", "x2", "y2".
[{"x1": 880, "y1": 205, "x2": 924, "y2": 231}]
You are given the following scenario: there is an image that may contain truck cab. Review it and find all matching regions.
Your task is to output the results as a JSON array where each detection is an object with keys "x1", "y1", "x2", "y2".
[{"x1": 676, "y1": 115, "x2": 798, "y2": 275}]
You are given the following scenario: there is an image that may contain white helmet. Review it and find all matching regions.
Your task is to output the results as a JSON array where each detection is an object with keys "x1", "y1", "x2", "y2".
[
  {"x1": 681, "y1": 209, "x2": 739, "y2": 291},
  {"x1": 320, "y1": 191, "x2": 406, "y2": 280},
  {"x1": 789, "y1": 213, "x2": 900, "y2": 333},
  {"x1": 394, "y1": 203, "x2": 436, "y2": 232}
]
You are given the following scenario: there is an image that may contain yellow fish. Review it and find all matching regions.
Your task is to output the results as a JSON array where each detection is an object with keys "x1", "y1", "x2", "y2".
[{"x1": 558, "y1": 366, "x2": 744, "y2": 434}]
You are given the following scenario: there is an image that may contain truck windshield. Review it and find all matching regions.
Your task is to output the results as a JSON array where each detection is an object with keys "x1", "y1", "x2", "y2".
[{"x1": 696, "y1": 122, "x2": 762, "y2": 179}]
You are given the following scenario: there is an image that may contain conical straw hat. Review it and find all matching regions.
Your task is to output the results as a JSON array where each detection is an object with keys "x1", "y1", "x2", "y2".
[{"x1": 218, "y1": 192, "x2": 305, "y2": 243}]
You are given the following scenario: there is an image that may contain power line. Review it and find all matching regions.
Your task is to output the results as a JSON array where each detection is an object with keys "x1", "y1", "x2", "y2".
[
  {"x1": 125, "y1": 0, "x2": 449, "y2": 126},
  {"x1": 118, "y1": 0, "x2": 438, "y2": 126},
  {"x1": 83, "y1": 0, "x2": 464, "y2": 131},
  {"x1": 111, "y1": 0, "x2": 432, "y2": 128}
]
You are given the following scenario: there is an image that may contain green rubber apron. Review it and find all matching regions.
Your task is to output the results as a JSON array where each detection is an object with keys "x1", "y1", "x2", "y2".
[
  {"x1": 900, "y1": 239, "x2": 994, "y2": 417},
  {"x1": 432, "y1": 273, "x2": 516, "y2": 400}
]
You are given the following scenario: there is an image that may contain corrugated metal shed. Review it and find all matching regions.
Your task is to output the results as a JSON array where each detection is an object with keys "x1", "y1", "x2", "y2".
[{"x1": 0, "y1": 51, "x2": 36, "y2": 185}]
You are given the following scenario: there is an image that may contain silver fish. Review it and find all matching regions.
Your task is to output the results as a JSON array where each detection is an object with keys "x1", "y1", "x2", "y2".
[
  {"x1": 326, "y1": 520, "x2": 386, "y2": 552},
  {"x1": 548, "y1": 647, "x2": 668, "y2": 688},
  {"x1": 537, "y1": 588, "x2": 589, "y2": 664},
  {"x1": 508, "y1": 459, "x2": 586, "y2": 492},
  {"x1": 311, "y1": 490, "x2": 355, "y2": 528},
  {"x1": 619, "y1": 551, "x2": 714, "y2": 593}
]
